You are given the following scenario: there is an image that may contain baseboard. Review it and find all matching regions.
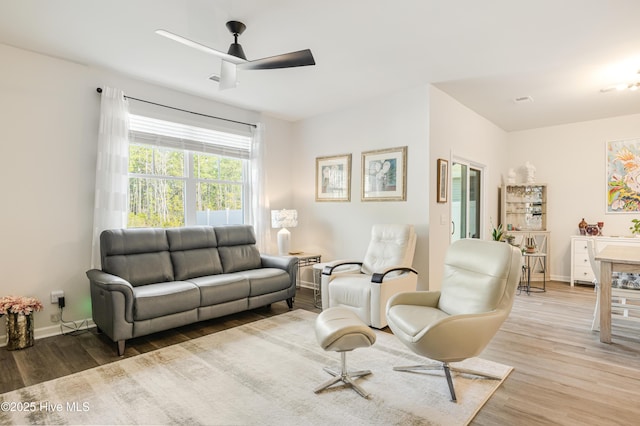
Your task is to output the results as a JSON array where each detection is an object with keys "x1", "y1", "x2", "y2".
[
  {"x1": 0, "y1": 317, "x2": 96, "y2": 348},
  {"x1": 551, "y1": 274, "x2": 570, "y2": 283}
]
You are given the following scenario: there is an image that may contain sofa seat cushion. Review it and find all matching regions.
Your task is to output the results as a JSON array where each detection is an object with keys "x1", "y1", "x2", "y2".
[
  {"x1": 240, "y1": 268, "x2": 291, "y2": 296},
  {"x1": 386, "y1": 304, "x2": 450, "y2": 338},
  {"x1": 327, "y1": 274, "x2": 372, "y2": 309},
  {"x1": 188, "y1": 274, "x2": 250, "y2": 306},
  {"x1": 132, "y1": 281, "x2": 200, "y2": 321}
]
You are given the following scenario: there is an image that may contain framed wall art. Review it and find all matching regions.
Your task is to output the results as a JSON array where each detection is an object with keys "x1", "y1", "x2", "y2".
[
  {"x1": 437, "y1": 158, "x2": 448, "y2": 203},
  {"x1": 606, "y1": 138, "x2": 640, "y2": 213},
  {"x1": 361, "y1": 146, "x2": 407, "y2": 202},
  {"x1": 315, "y1": 154, "x2": 352, "y2": 202}
]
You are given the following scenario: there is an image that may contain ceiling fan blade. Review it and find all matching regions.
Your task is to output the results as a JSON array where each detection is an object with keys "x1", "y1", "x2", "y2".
[
  {"x1": 155, "y1": 29, "x2": 246, "y2": 65},
  {"x1": 239, "y1": 49, "x2": 315, "y2": 70},
  {"x1": 218, "y1": 60, "x2": 238, "y2": 90}
]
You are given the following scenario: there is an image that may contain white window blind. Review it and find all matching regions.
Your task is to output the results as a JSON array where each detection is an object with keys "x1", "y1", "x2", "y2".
[{"x1": 129, "y1": 114, "x2": 251, "y2": 159}]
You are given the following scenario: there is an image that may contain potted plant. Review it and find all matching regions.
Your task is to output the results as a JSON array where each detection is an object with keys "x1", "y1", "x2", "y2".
[
  {"x1": 491, "y1": 223, "x2": 504, "y2": 241},
  {"x1": 0, "y1": 295, "x2": 43, "y2": 350},
  {"x1": 631, "y1": 218, "x2": 640, "y2": 237}
]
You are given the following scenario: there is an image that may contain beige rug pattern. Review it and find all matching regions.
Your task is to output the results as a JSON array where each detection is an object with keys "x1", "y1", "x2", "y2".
[{"x1": 0, "y1": 310, "x2": 512, "y2": 425}]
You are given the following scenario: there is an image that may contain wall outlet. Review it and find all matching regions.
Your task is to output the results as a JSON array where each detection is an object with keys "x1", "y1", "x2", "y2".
[{"x1": 51, "y1": 290, "x2": 64, "y2": 304}]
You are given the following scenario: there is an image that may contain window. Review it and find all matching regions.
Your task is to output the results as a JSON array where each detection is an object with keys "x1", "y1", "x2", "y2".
[{"x1": 128, "y1": 115, "x2": 251, "y2": 228}]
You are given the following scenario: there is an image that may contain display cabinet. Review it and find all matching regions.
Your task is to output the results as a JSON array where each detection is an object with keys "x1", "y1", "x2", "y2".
[
  {"x1": 501, "y1": 184, "x2": 547, "y2": 232},
  {"x1": 500, "y1": 184, "x2": 549, "y2": 281}
]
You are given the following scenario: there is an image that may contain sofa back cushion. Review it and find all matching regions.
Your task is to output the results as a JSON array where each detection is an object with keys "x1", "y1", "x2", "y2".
[
  {"x1": 215, "y1": 225, "x2": 262, "y2": 273},
  {"x1": 167, "y1": 226, "x2": 223, "y2": 280},
  {"x1": 100, "y1": 228, "x2": 174, "y2": 286}
]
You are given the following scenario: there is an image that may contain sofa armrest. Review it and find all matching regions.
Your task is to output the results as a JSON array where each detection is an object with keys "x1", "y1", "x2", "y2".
[
  {"x1": 86, "y1": 269, "x2": 135, "y2": 323},
  {"x1": 261, "y1": 254, "x2": 299, "y2": 287}
]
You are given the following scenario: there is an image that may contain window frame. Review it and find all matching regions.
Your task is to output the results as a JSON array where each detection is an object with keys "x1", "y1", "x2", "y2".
[{"x1": 127, "y1": 114, "x2": 251, "y2": 228}]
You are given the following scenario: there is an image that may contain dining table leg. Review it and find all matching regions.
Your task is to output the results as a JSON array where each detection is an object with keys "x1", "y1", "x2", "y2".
[{"x1": 599, "y1": 260, "x2": 612, "y2": 343}]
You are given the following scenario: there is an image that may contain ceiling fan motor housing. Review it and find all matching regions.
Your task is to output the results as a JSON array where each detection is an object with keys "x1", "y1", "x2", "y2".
[{"x1": 227, "y1": 42, "x2": 246, "y2": 60}]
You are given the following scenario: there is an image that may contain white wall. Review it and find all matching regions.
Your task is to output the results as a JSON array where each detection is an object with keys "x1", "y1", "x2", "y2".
[
  {"x1": 261, "y1": 115, "x2": 296, "y2": 254},
  {"x1": 290, "y1": 87, "x2": 431, "y2": 288},
  {"x1": 0, "y1": 43, "x2": 293, "y2": 340},
  {"x1": 428, "y1": 87, "x2": 510, "y2": 288},
  {"x1": 8, "y1": 37, "x2": 637, "y2": 342},
  {"x1": 508, "y1": 114, "x2": 640, "y2": 281}
]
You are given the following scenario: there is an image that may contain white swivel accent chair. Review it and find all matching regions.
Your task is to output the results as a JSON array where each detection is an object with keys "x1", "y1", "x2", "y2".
[
  {"x1": 386, "y1": 238, "x2": 521, "y2": 402},
  {"x1": 321, "y1": 224, "x2": 418, "y2": 329}
]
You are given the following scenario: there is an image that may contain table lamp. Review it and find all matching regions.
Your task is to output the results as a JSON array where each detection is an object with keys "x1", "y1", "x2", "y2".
[{"x1": 271, "y1": 209, "x2": 298, "y2": 255}]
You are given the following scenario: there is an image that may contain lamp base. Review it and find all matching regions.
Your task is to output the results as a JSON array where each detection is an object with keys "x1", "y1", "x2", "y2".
[{"x1": 277, "y1": 228, "x2": 291, "y2": 256}]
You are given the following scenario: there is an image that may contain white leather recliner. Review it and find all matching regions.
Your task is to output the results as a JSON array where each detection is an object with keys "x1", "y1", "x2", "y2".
[
  {"x1": 386, "y1": 238, "x2": 522, "y2": 402},
  {"x1": 321, "y1": 224, "x2": 417, "y2": 329}
]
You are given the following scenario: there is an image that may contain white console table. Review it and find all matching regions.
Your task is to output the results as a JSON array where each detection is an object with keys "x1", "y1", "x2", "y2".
[{"x1": 570, "y1": 235, "x2": 640, "y2": 286}]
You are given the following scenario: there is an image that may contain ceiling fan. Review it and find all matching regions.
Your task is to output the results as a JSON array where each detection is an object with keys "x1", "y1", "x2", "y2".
[{"x1": 156, "y1": 21, "x2": 315, "y2": 90}]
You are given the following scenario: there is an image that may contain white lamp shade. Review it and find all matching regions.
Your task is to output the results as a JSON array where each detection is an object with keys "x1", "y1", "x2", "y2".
[{"x1": 271, "y1": 209, "x2": 298, "y2": 229}]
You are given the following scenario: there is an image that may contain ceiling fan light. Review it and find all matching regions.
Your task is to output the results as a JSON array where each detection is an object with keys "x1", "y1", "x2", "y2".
[
  {"x1": 227, "y1": 43, "x2": 247, "y2": 60},
  {"x1": 629, "y1": 84, "x2": 639, "y2": 91},
  {"x1": 615, "y1": 83, "x2": 628, "y2": 91}
]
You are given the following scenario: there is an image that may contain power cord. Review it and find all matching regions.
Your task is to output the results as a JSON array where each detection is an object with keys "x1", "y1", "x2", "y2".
[{"x1": 58, "y1": 297, "x2": 91, "y2": 336}]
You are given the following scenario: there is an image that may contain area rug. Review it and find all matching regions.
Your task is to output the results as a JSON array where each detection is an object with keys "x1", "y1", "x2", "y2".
[{"x1": 0, "y1": 310, "x2": 512, "y2": 425}]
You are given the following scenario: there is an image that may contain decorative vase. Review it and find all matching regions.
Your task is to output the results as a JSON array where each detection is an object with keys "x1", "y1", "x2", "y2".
[
  {"x1": 6, "y1": 312, "x2": 34, "y2": 350},
  {"x1": 578, "y1": 218, "x2": 588, "y2": 235}
]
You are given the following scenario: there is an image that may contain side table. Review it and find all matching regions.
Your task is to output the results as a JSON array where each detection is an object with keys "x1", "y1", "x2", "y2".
[
  {"x1": 290, "y1": 253, "x2": 322, "y2": 289},
  {"x1": 518, "y1": 252, "x2": 546, "y2": 295}
]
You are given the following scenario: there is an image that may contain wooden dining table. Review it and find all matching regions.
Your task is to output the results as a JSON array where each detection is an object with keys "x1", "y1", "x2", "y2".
[{"x1": 595, "y1": 245, "x2": 640, "y2": 343}]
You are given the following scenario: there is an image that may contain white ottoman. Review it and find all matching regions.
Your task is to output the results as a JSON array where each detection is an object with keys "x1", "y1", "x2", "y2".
[{"x1": 314, "y1": 307, "x2": 377, "y2": 398}]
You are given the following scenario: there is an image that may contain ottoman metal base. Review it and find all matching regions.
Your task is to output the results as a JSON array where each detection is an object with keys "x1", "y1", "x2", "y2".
[{"x1": 314, "y1": 352, "x2": 372, "y2": 398}]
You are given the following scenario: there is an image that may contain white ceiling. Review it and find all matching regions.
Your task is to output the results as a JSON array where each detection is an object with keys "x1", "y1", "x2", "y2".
[{"x1": 2, "y1": 0, "x2": 640, "y2": 131}]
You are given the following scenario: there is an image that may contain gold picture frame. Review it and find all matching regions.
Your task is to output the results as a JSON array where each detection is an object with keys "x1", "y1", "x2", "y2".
[
  {"x1": 315, "y1": 154, "x2": 352, "y2": 202},
  {"x1": 361, "y1": 146, "x2": 407, "y2": 202},
  {"x1": 437, "y1": 158, "x2": 448, "y2": 203}
]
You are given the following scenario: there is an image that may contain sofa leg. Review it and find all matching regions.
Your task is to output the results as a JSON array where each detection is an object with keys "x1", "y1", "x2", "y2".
[
  {"x1": 286, "y1": 298, "x2": 294, "y2": 309},
  {"x1": 117, "y1": 340, "x2": 125, "y2": 356}
]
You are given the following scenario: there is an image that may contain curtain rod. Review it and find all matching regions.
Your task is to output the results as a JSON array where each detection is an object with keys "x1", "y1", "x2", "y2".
[{"x1": 96, "y1": 87, "x2": 257, "y2": 128}]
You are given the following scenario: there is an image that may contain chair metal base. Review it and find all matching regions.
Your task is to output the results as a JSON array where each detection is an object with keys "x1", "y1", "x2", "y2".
[
  {"x1": 393, "y1": 362, "x2": 502, "y2": 402},
  {"x1": 315, "y1": 351, "x2": 372, "y2": 398}
]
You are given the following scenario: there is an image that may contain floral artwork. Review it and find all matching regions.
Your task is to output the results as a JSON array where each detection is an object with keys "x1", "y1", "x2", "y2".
[
  {"x1": 607, "y1": 139, "x2": 640, "y2": 213},
  {"x1": 0, "y1": 295, "x2": 43, "y2": 316}
]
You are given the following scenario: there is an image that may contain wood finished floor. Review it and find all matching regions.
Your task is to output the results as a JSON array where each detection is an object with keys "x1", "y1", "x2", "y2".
[{"x1": 1, "y1": 282, "x2": 640, "y2": 425}]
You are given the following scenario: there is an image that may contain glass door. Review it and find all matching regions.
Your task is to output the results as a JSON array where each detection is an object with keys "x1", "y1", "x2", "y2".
[{"x1": 451, "y1": 160, "x2": 482, "y2": 241}]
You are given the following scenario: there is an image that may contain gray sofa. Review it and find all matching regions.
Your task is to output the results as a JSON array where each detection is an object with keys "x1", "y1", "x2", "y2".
[{"x1": 86, "y1": 225, "x2": 298, "y2": 355}]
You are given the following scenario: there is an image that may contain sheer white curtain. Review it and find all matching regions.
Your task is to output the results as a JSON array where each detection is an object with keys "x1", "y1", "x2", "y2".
[
  {"x1": 90, "y1": 87, "x2": 130, "y2": 268},
  {"x1": 248, "y1": 123, "x2": 271, "y2": 252}
]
